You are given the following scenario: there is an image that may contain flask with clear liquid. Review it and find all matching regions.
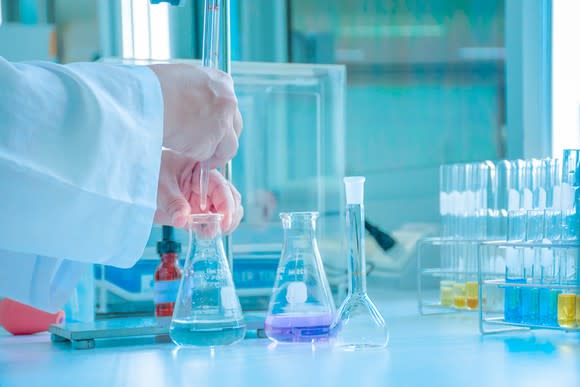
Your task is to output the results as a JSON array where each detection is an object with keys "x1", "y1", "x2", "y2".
[
  {"x1": 332, "y1": 177, "x2": 389, "y2": 351},
  {"x1": 170, "y1": 214, "x2": 246, "y2": 347},
  {"x1": 265, "y1": 212, "x2": 335, "y2": 343}
]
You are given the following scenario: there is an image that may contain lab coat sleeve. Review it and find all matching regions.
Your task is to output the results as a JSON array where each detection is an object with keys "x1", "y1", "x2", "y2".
[{"x1": 0, "y1": 58, "x2": 164, "y2": 310}]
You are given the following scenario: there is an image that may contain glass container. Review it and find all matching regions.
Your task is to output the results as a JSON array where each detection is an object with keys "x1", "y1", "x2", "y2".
[{"x1": 170, "y1": 214, "x2": 246, "y2": 347}]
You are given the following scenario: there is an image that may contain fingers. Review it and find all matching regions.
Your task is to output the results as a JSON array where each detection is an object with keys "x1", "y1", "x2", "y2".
[
  {"x1": 155, "y1": 150, "x2": 193, "y2": 228},
  {"x1": 207, "y1": 170, "x2": 235, "y2": 230},
  {"x1": 189, "y1": 168, "x2": 243, "y2": 234},
  {"x1": 234, "y1": 108, "x2": 243, "y2": 137},
  {"x1": 209, "y1": 130, "x2": 238, "y2": 168},
  {"x1": 159, "y1": 196, "x2": 191, "y2": 228},
  {"x1": 227, "y1": 184, "x2": 244, "y2": 233}
]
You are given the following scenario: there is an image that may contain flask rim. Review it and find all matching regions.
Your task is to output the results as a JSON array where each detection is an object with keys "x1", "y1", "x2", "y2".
[
  {"x1": 279, "y1": 211, "x2": 319, "y2": 220},
  {"x1": 188, "y1": 213, "x2": 223, "y2": 224}
]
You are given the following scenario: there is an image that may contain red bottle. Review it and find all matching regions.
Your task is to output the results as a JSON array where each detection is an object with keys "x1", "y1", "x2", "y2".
[{"x1": 154, "y1": 226, "x2": 182, "y2": 318}]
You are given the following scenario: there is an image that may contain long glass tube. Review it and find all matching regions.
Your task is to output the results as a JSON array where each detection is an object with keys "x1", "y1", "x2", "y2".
[
  {"x1": 199, "y1": 0, "x2": 222, "y2": 211},
  {"x1": 346, "y1": 203, "x2": 366, "y2": 296}
]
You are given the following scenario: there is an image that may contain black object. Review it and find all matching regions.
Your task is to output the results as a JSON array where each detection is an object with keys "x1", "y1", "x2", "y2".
[
  {"x1": 365, "y1": 220, "x2": 396, "y2": 253},
  {"x1": 157, "y1": 226, "x2": 182, "y2": 255}
]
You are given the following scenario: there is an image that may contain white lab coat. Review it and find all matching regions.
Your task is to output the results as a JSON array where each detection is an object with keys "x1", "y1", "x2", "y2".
[{"x1": 0, "y1": 57, "x2": 164, "y2": 312}]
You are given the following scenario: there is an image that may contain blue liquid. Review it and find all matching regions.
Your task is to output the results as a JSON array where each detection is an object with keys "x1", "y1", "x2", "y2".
[
  {"x1": 504, "y1": 278, "x2": 525, "y2": 323},
  {"x1": 539, "y1": 289, "x2": 561, "y2": 326},
  {"x1": 170, "y1": 320, "x2": 246, "y2": 347},
  {"x1": 521, "y1": 287, "x2": 540, "y2": 324}
]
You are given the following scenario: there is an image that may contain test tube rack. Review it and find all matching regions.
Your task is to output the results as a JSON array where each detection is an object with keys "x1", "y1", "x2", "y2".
[
  {"x1": 417, "y1": 237, "x2": 496, "y2": 315},
  {"x1": 478, "y1": 241, "x2": 579, "y2": 335},
  {"x1": 417, "y1": 238, "x2": 580, "y2": 335}
]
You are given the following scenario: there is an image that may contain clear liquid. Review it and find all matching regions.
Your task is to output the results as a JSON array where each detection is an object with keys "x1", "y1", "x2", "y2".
[{"x1": 170, "y1": 320, "x2": 246, "y2": 347}]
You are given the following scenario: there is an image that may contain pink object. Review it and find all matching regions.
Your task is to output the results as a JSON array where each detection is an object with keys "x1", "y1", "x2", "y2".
[{"x1": 0, "y1": 298, "x2": 65, "y2": 335}]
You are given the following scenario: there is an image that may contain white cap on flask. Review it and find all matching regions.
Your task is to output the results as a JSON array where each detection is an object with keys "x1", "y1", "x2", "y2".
[{"x1": 344, "y1": 176, "x2": 366, "y2": 205}]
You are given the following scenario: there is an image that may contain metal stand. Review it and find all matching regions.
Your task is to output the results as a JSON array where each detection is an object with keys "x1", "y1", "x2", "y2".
[
  {"x1": 417, "y1": 237, "x2": 482, "y2": 316},
  {"x1": 49, "y1": 313, "x2": 266, "y2": 350},
  {"x1": 478, "y1": 241, "x2": 580, "y2": 335}
]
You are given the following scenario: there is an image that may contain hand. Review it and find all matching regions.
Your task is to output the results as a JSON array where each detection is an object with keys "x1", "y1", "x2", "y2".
[
  {"x1": 149, "y1": 63, "x2": 243, "y2": 167},
  {"x1": 154, "y1": 149, "x2": 243, "y2": 234}
]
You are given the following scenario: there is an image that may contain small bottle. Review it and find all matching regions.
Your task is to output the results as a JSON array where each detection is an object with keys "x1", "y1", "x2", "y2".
[{"x1": 154, "y1": 226, "x2": 182, "y2": 318}]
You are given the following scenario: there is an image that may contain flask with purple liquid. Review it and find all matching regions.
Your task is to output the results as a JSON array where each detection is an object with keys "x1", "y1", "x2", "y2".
[{"x1": 264, "y1": 212, "x2": 335, "y2": 343}]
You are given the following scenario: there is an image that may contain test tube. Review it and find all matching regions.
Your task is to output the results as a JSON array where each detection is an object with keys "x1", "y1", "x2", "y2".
[
  {"x1": 521, "y1": 209, "x2": 544, "y2": 324},
  {"x1": 561, "y1": 150, "x2": 579, "y2": 241},
  {"x1": 557, "y1": 248, "x2": 577, "y2": 328},
  {"x1": 453, "y1": 282, "x2": 467, "y2": 309},
  {"x1": 539, "y1": 247, "x2": 560, "y2": 326},
  {"x1": 449, "y1": 163, "x2": 461, "y2": 239},
  {"x1": 544, "y1": 158, "x2": 561, "y2": 209},
  {"x1": 439, "y1": 164, "x2": 455, "y2": 307},
  {"x1": 504, "y1": 209, "x2": 526, "y2": 323},
  {"x1": 493, "y1": 160, "x2": 518, "y2": 240},
  {"x1": 440, "y1": 164, "x2": 452, "y2": 239},
  {"x1": 483, "y1": 160, "x2": 496, "y2": 241},
  {"x1": 440, "y1": 280, "x2": 455, "y2": 307}
]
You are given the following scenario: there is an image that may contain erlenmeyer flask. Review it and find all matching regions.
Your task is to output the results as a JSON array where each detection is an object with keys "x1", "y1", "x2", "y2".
[
  {"x1": 333, "y1": 177, "x2": 389, "y2": 351},
  {"x1": 170, "y1": 214, "x2": 246, "y2": 347},
  {"x1": 265, "y1": 212, "x2": 335, "y2": 343}
]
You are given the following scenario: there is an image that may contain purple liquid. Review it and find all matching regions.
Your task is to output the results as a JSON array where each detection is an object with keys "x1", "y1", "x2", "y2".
[{"x1": 264, "y1": 313, "x2": 334, "y2": 343}]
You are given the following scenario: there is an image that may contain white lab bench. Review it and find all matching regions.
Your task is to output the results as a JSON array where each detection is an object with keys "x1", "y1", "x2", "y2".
[{"x1": 1, "y1": 285, "x2": 579, "y2": 387}]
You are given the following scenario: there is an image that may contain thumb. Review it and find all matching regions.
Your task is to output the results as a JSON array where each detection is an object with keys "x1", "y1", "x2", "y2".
[{"x1": 164, "y1": 196, "x2": 191, "y2": 228}]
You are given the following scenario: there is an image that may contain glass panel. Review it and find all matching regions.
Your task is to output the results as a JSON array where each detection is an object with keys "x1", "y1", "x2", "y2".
[{"x1": 289, "y1": 0, "x2": 505, "y2": 233}]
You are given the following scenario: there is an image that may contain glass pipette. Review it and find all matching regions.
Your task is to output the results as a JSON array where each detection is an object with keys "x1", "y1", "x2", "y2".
[{"x1": 199, "y1": 0, "x2": 222, "y2": 211}]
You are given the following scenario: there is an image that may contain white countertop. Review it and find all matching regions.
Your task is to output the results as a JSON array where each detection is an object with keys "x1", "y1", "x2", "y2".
[{"x1": 1, "y1": 288, "x2": 579, "y2": 387}]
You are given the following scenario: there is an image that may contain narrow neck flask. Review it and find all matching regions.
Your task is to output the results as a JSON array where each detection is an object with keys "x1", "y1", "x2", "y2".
[
  {"x1": 170, "y1": 214, "x2": 245, "y2": 347},
  {"x1": 265, "y1": 212, "x2": 335, "y2": 343},
  {"x1": 346, "y1": 203, "x2": 367, "y2": 296},
  {"x1": 333, "y1": 177, "x2": 389, "y2": 351}
]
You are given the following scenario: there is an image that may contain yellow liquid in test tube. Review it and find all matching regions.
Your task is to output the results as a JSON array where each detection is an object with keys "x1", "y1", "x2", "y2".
[
  {"x1": 576, "y1": 295, "x2": 580, "y2": 326},
  {"x1": 557, "y1": 294, "x2": 576, "y2": 328},
  {"x1": 453, "y1": 283, "x2": 466, "y2": 309},
  {"x1": 440, "y1": 280, "x2": 454, "y2": 307},
  {"x1": 465, "y1": 281, "x2": 478, "y2": 309}
]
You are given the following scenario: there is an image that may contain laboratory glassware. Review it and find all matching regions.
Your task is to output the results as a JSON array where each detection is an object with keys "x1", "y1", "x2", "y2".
[
  {"x1": 199, "y1": 0, "x2": 224, "y2": 211},
  {"x1": 520, "y1": 210, "x2": 544, "y2": 324},
  {"x1": 170, "y1": 214, "x2": 246, "y2": 347},
  {"x1": 154, "y1": 226, "x2": 182, "y2": 318},
  {"x1": 504, "y1": 209, "x2": 526, "y2": 323},
  {"x1": 561, "y1": 149, "x2": 579, "y2": 241},
  {"x1": 333, "y1": 177, "x2": 389, "y2": 351},
  {"x1": 264, "y1": 212, "x2": 335, "y2": 343},
  {"x1": 557, "y1": 248, "x2": 577, "y2": 328}
]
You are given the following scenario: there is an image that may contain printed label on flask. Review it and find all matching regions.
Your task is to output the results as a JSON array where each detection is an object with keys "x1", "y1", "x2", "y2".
[
  {"x1": 220, "y1": 287, "x2": 238, "y2": 309},
  {"x1": 154, "y1": 280, "x2": 180, "y2": 304}
]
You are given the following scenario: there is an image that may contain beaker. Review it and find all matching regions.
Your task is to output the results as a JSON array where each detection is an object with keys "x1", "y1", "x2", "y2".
[
  {"x1": 170, "y1": 214, "x2": 246, "y2": 347},
  {"x1": 332, "y1": 177, "x2": 389, "y2": 351},
  {"x1": 265, "y1": 212, "x2": 335, "y2": 343}
]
